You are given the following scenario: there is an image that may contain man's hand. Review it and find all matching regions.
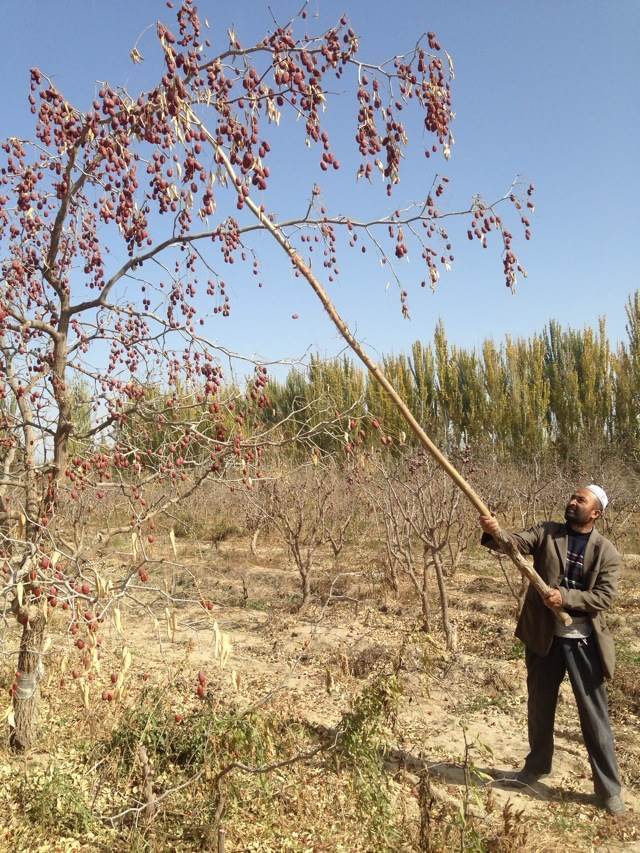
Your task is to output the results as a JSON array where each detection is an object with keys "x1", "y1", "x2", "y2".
[
  {"x1": 479, "y1": 515, "x2": 500, "y2": 536},
  {"x1": 543, "y1": 588, "x2": 563, "y2": 609}
]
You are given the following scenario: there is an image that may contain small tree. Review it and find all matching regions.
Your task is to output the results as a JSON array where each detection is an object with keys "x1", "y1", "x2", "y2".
[
  {"x1": 369, "y1": 451, "x2": 474, "y2": 649},
  {"x1": 248, "y1": 457, "x2": 355, "y2": 609}
]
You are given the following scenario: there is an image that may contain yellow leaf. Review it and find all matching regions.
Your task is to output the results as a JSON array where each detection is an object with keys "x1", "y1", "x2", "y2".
[
  {"x1": 165, "y1": 608, "x2": 177, "y2": 642},
  {"x1": 113, "y1": 606, "x2": 123, "y2": 636}
]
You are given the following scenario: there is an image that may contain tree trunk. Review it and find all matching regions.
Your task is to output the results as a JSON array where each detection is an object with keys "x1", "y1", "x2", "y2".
[
  {"x1": 420, "y1": 559, "x2": 430, "y2": 632},
  {"x1": 250, "y1": 526, "x2": 261, "y2": 557},
  {"x1": 299, "y1": 568, "x2": 312, "y2": 611},
  {"x1": 384, "y1": 541, "x2": 400, "y2": 596},
  {"x1": 432, "y1": 550, "x2": 456, "y2": 651},
  {"x1": 10, "y1": 609, "x2": 46, "y2": 752}
]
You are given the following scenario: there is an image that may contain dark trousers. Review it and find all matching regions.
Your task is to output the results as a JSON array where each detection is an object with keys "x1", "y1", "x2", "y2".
[{"x1": 524, "y1": 634, "x2": 621, "y2": 799}]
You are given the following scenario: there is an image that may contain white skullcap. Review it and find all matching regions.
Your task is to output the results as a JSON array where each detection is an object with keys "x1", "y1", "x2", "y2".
[{"x1": 585, "y1": 484, "x2": 608, "y2": 511}]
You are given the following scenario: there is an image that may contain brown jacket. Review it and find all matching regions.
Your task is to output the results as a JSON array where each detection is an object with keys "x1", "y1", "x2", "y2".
[{"x1": 482, "y1": 522, "x2": 620, "y2": 678}]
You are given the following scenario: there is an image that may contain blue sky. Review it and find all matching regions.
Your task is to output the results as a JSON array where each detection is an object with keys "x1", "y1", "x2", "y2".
[{"x1": 1, "y1": 0, "x2": 639, "y2": 373}]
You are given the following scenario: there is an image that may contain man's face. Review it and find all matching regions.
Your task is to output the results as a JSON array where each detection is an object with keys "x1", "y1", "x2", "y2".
[{"x1": 564, "y1": 488, "x2": 601, "y2": 526}]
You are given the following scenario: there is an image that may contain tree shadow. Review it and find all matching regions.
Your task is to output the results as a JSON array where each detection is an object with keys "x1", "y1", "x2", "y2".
[
  {"x1": 479, "y1": 766, "x2": 596, "y2": 807},
  {"x1": 386, "y1": 747, "x2": 597, "y2": 807}
]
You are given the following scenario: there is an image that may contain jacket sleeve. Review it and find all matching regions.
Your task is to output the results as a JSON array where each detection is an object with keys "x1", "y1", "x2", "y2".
[
  {"x1": 560, "y1": 546, "x2": 619, "y2": 613},
  {"x1": 481, "y1": 524, "x2": 543, "y2": 556}
]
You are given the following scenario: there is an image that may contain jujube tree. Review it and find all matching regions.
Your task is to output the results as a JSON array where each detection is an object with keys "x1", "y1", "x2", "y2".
[{"x1": 0, "y1": 0, "x2": 533, "y2": 750}]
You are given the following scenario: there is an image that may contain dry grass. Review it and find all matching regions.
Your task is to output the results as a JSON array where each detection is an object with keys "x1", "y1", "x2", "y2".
[{"x1": 1, "y1": 532, "x2": 640, "y2": 851}]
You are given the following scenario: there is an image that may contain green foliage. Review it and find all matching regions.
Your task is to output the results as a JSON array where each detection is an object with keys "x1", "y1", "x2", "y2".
[
  {"x1": 81, "y1": 685, "x2": 412, "y2": 850},
  {"x1": 334, "y1": 674, "x2": 402, "y2": 847},
  {"x1": 102, "y1": 688, "x2": 273, "y2": 775},
  {"x1": 81, "y1": 291, "x2": 640, "y2": 468},
  {"x1": 264, "y1": 292, "x2": 640, "y2": 463},
  {"x1": 508, "y1": 639, "x2": 526, "y2": 660}
]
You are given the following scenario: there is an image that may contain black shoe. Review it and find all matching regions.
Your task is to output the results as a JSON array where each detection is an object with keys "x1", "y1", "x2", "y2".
[
  {"x1": 503, "y1": 768, "x2": 549, "y2": 787},
  {"x1": 598, "y1": 795, "x2": 626, "y2": 816}
]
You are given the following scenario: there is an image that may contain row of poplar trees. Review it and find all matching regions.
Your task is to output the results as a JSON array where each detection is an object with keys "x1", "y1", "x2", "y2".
[{"x1": 266, "y1": 292, "x2": 640, "y2": 462}]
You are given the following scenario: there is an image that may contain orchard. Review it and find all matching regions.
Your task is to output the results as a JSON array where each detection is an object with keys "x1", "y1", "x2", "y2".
[{"x1": 5, "y1": 2, "x2": 634, "y2": 850}]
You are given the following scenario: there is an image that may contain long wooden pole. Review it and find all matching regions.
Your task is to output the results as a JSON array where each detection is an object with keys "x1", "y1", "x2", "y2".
[{"x1": 200, "y1": 120, "x2": 571, "y2": 627}]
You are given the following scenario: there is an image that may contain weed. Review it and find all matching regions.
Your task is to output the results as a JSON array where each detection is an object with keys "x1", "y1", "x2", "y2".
[
  {"x1": 334, "y1": 673, "x2": 402, "y2": 848},
  {"x1": 101, "y1": 687, "x2": 273, "y2": 776},
  {"x1": 486, "y1": 800, "x2": 530, "y2": 851},
  {"x1": 172, "y1": 511, "x2": 240, "y2": 544},
  {"x1": 17, "y1": 766, "x2": 95, "y2": 835},
  {"x1": 507, "y1": 639, "x2": 525, "y2": 660}
]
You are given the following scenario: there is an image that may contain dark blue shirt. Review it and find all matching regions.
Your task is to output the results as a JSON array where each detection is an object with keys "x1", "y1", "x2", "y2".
[{"x1": 561, "y1": 524, "x2": 591, "y2": 616}]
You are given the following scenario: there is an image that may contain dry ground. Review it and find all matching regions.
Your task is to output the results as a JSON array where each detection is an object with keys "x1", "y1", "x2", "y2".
[{"x1": 2, "y1": 532, "x2": 640, "y2": 851}]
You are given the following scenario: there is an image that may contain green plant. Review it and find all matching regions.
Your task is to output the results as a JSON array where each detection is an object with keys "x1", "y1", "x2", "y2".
[
  {"x1": 101, "y1": 687, "x2": 274, "y2": 777},
  {"x1": 17, "y1": 766, "x2": 95, "y2": 835},
  {"x1": 507, "y1": 640, "x2": 526, "y2": 660},
  {"x1": 334, "y1": 673, "x2": 402, "y2": 847}
]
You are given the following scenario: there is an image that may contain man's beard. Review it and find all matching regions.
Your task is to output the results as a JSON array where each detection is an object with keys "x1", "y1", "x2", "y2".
[{"x1": 565, "y1": 506, "x2": 589, "y2": 526}]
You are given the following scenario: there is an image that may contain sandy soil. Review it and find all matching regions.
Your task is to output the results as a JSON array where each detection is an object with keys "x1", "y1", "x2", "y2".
[{"x1": 115, "y1": 534, "x2": 640, "y2": 850}]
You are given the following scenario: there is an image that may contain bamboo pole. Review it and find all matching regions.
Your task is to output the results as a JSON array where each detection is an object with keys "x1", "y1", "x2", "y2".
[{"x1": 201, "y1": 122, "x2": 571, "y2": 627}]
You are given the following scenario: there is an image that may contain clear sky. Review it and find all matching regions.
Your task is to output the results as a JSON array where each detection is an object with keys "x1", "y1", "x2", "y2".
[{"x1": 1, "y1": 0, "x2": 639, "y2": 373}]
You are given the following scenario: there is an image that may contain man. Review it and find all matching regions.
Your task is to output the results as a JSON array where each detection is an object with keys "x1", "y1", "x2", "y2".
[{"x1": 479, "y1": 485, "x2": 624, "y2": 816}]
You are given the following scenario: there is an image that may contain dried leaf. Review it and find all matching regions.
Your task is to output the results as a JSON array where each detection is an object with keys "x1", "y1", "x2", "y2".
[
  {"x1": 445, "y1": 49, "x2": 455, "y2": 79},
  {"x1": 90, "y1": 647, "x2": 100, "y2": 673},
  {"x1": 165, "y1": 608, "x2": 177, "y2": 643},
  {"x1": 113, "y1": 606, "x2": 124, "y2": 636},
  {"x1": 267, "y1": 98, "x2": 281, "y2": 125}
]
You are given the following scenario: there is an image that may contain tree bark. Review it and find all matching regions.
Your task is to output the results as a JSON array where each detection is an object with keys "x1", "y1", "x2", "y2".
[
  {"x1": 420, "y1": 559, "x2": 430, "y2": 632},
  {"x1": 250, "y1": 526, "x2": 261, "y2": 557},
  {"x1": 299, "y1": 569, "x2": 312, "y2": 611},
  {"x1": 432, "y1": 550, "x2": 456, "y2": 651},
  {"x1": 10, "y1": 609, "x2": 46, "y2": 752}
]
